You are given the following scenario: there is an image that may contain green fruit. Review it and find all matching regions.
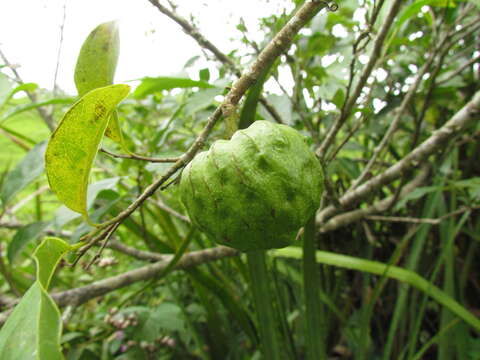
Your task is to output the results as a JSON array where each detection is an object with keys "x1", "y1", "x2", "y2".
[{"x1": 180, "y1": 121, "x2": 322, "y2": 251}]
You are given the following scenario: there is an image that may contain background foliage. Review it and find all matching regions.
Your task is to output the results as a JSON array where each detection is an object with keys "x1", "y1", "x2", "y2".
[{"x1": 0, "y1": 0, "x2": 479, "y2": 359}]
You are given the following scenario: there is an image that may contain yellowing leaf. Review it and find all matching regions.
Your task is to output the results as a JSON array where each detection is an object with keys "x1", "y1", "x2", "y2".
[
  {"x1": 74, "y1": 21, "x2": 119, "y2": 96},
  {"x1": 74, "y1": 21, "x2": 128, "y2": 150},
  {"x1": 104, "y1": 110, "x2": 125, "y2": 145},
  {"x1": 45, "y1": 84, "x2": 130, "y2": 218}
]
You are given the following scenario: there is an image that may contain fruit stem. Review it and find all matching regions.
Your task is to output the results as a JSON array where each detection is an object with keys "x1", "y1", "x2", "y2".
[
  {"x1": 303, "y1": 215, "x2": 327, "y2": 360},
  {"x1": 246, "y1": 250, "x2": 281, "y2": 359}
]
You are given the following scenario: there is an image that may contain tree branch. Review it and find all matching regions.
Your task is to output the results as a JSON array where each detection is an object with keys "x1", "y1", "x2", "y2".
[
  {"x1": 437, "y1": 54, "x2": 480, "y2": 85},
  {"x1": 317, "y1": 90, "x2": 480, "y2": 225},
  {"x1": 147, "y1": 0, "x2": 287, "y2": 124},
  {"x1": 0, "y1": 246, "x2": 238, "y2": 325},
  {"x1": 319, "y1": 164, "x2": 430, "y2": 233},
  {"x1": 316, "y1": 0, "x2": 403, "y2": 158},
  {"x1": 349, "y1": 40, "x2": 440, "y2": 189}
]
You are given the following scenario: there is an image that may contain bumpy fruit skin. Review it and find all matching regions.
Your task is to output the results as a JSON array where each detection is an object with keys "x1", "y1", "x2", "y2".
[{"x1": 180, "y1": 121, "x2": 322, "y2": 251}]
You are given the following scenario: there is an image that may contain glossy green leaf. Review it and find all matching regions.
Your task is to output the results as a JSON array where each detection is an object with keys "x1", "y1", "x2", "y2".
[
  {"x1": 74, "y1": 21, "x2": 126, "y2": 148},
  {"x1": 133, "y1": 76, "x2": 215, "y2": 99},
  {"x1": 1, "y1": 141, "x2": 47, "y2": 206},
  {"x1": 8, "y1": 221, "x2": 50, "y2": 263},
  {"x1": 45, "y1": 84, "x2": 130, "y2": 218},
  {"x1": 0, "y1": 237, "x2": 72, "y2": 360}
]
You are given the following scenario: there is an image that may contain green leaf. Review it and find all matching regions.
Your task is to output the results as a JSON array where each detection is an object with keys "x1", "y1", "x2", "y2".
[
  {"x1": 133, "y1": 76, "x2": 215, "y2": 99},
  {"x1": 74, "y1": 21, "x2": 129, "y2": 152},
  {"x1": 238, "y1": 65, "x2": 272, "y2": 130},
  {"x1": 273, "y1": 247, "x2": 480, "y2": 332},
  {"x1": 0, "y1": 98, "x2": 75, "y2": 124},
  {"x1": 0, "y1": 237, "x2": 73, "y2": 360},
  {"x1": 45, "y1": 84, "x2": 130, "y2": 218},
  {"x1": 393, "y1": 185, "x2": 442, "y2": 210},
  {"x1": 8, "y1": 221, "x2": 50, "y2": 263},
  {"x1": 184, "y1": 88, "x2": 223, "y2": 116},
  {"x1": 199, "y1": 68, "x2": 210, "y2": 82},
  {"x1": 74, "y1": 21, "x2": 119, "y2": 97},
  {"x1": 103, "y1": 110, "x2": 125, "y2": 146},
  {"x1": 1, "y1": 141, "x2": 47, "y2": 206},
  {"x1": 121, "y1": 303, "x2": 186, "y2": 342},
  {"x1": 0, "y1": 82, "x2": 38, "y2": 108}
]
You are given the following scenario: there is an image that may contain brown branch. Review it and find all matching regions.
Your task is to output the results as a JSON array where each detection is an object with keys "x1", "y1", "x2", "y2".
[
  {"x1": 100, "y1": 148, "x2": 179, "y2": 163},
  {"x1": 317, "y1": 90, "x2": 480, "y2": 225},
  {"x1": 0, "y1": 127, "x2": 31, "y2": 151},
  {"x1": 437, "y1": 54, "x2": 480, "y2": 85},
  {"x1": 0, "y1": 246, "x2": 238, "y2": 325},
  {"x1": 319, "y1": 164, "x2": 430, "y2": 233},
  {"x1": 147, "y1": 0, "x2": 287, "y2": 124},
  {"x1": 54, "y1": 247, "x2": 237, "y2": 306},
  {"x1": 148, "y1": 0, "x2": 238, "y2": 74},
  {"x1": 0, "y1": 220, "x2": 72, "y2": 238},
  {"x1": 106, "y1": 240, "x2": 169, "y2": 261},
  {"x1": 151, "y1": 198, "x2": 190, "y2": 223},
  {"x1": 364, "y1": 205, "x2": 480, "y2": 225}
]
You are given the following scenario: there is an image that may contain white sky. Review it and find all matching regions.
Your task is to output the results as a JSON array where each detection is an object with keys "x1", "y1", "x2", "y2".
[{"x1": 1, "y1": 0, "x2": 290, "y2": 95}]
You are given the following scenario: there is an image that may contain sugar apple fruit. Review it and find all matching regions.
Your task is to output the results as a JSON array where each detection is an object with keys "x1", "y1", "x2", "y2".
[{"x1": 180, "y1": 120, "x2": 322, "y2": 251}]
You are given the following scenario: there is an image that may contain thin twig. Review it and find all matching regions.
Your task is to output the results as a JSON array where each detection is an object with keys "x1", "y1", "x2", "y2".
[
  {"x1": 365, "y1": 205, "x2": 480, "y2": 225},
  {"x1": 52, "y1": 0, "x2": 67, "y2": 95},
  {"x1": 100, "y1": 148, "x2": 179, "y2": 163},
  {"x1": 352, "y1": 19, "x2": 480, "y2": 190},
  {"x1": 85, "y1": 222, "x2": 120, "y2": 270},
  {"x1": 437, "y1": 54, "x2": 480, "y2": 85},
  {"x1": 107, "y1": 240, "x2": 169, "y2": 262},
  {"x1": 7, "y1": 185, "x2": 49, "y2": 215},
  {"x1": 319, "y1": 165, "x2": 431, "y2": 233},
  {"x1": 150, "y1": 198, "x2": 190, "y2": 223},
  {"x1": 349, "y1": 43, "x2": 439, "y2": 189},
  {"x1": 0, "y1": 127, "x2": 31, "y2": 151},
  {"x1": 316, "y1": 0, "x2": 403, "y2": 159}
]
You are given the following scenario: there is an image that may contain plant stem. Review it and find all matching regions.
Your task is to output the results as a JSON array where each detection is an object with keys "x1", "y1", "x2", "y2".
[
  {"x1": 303, "y1": 216, "x2": 327, "y2": 360},
  {"x1": 246, "y1": 250, "x2": 281, "y2": 360},
  {"x1": 273, "y1": 247, "x2": 480, "y2": 331}
]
